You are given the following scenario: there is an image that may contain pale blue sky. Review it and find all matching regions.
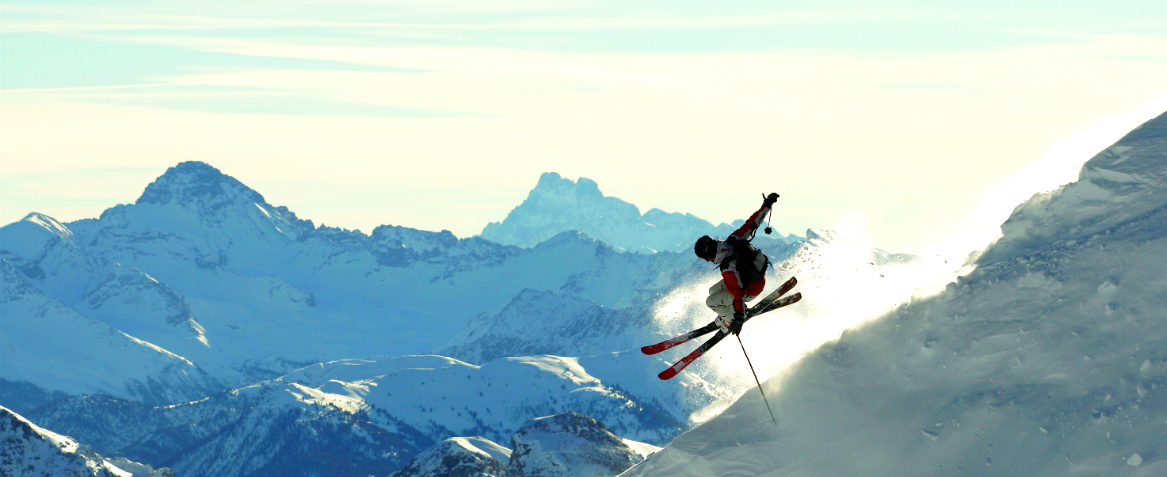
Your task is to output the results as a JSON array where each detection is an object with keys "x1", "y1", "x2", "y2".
[{"x1": 3, "y1": 1, "x2": 1166, "y2": 253}]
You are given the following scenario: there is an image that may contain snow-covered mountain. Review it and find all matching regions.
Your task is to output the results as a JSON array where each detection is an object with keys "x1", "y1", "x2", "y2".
[
  {"x1": 1, "y1": 405, "x2": 174, "y2": 477},
  {"x1": 391, "y1": 412, "x2": 659, "y2": 477},
  {"x1": 481, "y1": 172, "x2": 800, "y2": 253},
  {"x1": 0, "y1": 163, "x2": 738, "y2": 401},
  {"x1": 391, "y1": 436, "x2": 511, "y2": 477},
  {"x1": 27, "y1": 390, "x2": 423, "y2": 477},
  {"x1": 622, "y1": 111, "x2": 1167, "y2": 476},
  {"x1": 0, "y1": 253, "x2": 219, "y2": 407},
  {"x1": 509, "y1": 412, "x2": 656, "y2": 477},
  {"x1": 28, "y1": 355, "x2": 690, "y2": 477}
]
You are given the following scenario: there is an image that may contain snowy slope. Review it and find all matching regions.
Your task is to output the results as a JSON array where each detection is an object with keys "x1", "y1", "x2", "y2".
[
  {"x1": 0, "y1": 212, "x2": 210, "y2": 356},
  {"x1": 622, "y1": 111, "x2": 1167, "y2": 476},
  {"x1": 0, "y1": 405, "x2": 174, "y2": 477},
  {"x1": 0, "y1": 256, "x2": 219, "y2": 406},
  {"x1": 481, "y1": 172, "x2": 800, "y2": 253}
]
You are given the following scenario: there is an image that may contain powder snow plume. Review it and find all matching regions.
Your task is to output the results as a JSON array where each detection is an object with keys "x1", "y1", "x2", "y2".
[
  {"x1": 647, "y1": 218, "x2": 969, "y2": 414},
  {"x1": 726, "y1": 225, "x2": 965, "y2": 386}
]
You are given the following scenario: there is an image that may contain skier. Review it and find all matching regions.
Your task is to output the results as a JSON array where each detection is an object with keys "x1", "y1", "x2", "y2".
[
  {"x1": 645, "y1": 192, "x2": 797, "y2": 381},
  {"x1": 693, "y1": 192, "x2": 779, "y2": 336}
]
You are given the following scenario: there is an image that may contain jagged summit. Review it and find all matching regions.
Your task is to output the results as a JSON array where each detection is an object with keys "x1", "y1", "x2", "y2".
[
  {"x1": 481, "y1": 173, "x2": 640, "y2": 249},
  {"x1": 92, "y1": 161, "x2": 317, "y2": 242},
  {"x1": 534, "y1": 171, "x2": 606, "y2": 199},
  {"x1": 528, "y1": 172, "x2": 639, "y2": 220},
  {"x1": 137, "y1": 161, "x2": 267, "y2": 212},
  {"x1": 481, "y1": 173, "x2": 788, "y2": 253}
]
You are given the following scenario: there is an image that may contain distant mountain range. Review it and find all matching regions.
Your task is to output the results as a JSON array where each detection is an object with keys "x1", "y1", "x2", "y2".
[
  {"x1": 0, "y1": 162, "x2": 902, "y2": 477},
  {"x1": 27, "y1": 355, "x2": 694, "y2": 477},
  {"x1": 0, "y1": 163, "x2": 730, "y2": 396}
]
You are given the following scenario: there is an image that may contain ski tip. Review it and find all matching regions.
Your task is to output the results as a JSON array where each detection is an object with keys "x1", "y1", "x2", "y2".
[
  {"x1": 641, "y1": 346, "x2": 659, "y2": 355},
  {"x1": 789, "y1": 292, "x2": 802, "y2": 302},
  {"x1": 658, "y1": 369, "x2": 678, "y2": 380}
]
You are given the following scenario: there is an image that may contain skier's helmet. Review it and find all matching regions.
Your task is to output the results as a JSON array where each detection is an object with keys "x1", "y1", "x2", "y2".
[{"x1": 694, "y1": 235, "x2": 717, "y2": 261}]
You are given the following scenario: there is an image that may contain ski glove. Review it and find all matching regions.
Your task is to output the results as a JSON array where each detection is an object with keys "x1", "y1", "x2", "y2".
[
  {"x1": 730, "y1": 312, "x2": 745, "y2": 335},
  {"x1": 763, "y1": 192, "x2": 779, "y2": 207}
]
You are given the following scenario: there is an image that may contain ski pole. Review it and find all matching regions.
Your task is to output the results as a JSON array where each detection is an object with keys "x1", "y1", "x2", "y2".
[{"x1": 736, "y1": 335, "x2": 778, "y2": 426}]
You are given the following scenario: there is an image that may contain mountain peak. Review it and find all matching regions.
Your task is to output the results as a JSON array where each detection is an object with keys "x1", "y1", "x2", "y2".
[
  {"x1": 0, "y1": 213, "x2": 73, "y2": 262},
  {"x1": 137, "y1": 161, "x2": 266, "y2": 211},
  {"x1": 534, "y1": 171, "x2": 566, "y2": 188},
  {"x1": 20, "y1": 213, "x2": 72, "y2": 240},
  {"x1": 531, "y1": 172, "x2": 603, "y2": 199},
  {"x1": 484, "y1": 173, "x2": 752, "y2": 252}
]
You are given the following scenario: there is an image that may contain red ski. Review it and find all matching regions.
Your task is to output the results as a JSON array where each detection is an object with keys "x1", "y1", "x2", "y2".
[
  {"x1": 658, "y1": 330, "x2": 732, "y2": 380},
  {"x1": 655, "y1": 292, "x2": 800, "y2": 380},
  {"x1": 642, "y1": 276, "x2": 799, "y2": 356},
  {"x1": 641, "y1": 322, "x2": 719, "y2": 356}
]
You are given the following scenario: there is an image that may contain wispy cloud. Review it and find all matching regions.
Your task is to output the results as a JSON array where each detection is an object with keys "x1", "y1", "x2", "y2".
[
  {"x1": 5, "y1": 1, "x2": 1167, "y2": 250},
  {"x1": 0, "y1": 3, "x2": 894, "y2": 34}
]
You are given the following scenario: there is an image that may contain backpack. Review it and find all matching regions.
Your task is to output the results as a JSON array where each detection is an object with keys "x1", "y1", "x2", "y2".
[{"x1": 730, "y1": 239, "x2": 769, "y2": 286}]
